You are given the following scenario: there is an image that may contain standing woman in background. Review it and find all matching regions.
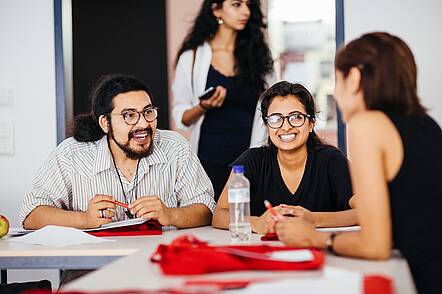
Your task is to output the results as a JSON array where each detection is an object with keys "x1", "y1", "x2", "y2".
[
  {"x1": 273, "y1": 32, "x2": 442, "y2": 294},
  {"x1": 172, "y1": 0, "x2": 274, "y2": 200}
]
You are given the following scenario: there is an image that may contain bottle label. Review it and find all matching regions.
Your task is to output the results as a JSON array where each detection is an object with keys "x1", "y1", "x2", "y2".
[{"x1": 228, "y1": 188, "x2": 250, "y2": 203}]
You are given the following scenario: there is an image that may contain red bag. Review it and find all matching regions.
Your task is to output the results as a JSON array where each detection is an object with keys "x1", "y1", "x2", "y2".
[
  {"x1": 261, "y1": 232, "x2": 279, "y2": 241},
  {"x1": 87, "y1": 219, "x2": 162, "y2": 237},
  {"x1": 150, "y1": 235, "x2": 324, "y2": 275}
]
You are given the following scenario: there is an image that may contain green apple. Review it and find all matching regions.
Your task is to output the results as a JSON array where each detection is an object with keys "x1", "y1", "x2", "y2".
[{"x1": 0, "y1": 214, "x2": 10, "y2": 238}]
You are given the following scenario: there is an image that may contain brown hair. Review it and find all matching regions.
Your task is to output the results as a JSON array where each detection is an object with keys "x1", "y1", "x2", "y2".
[{"x1": 335, "y1": 32, "x2": 426, "y2": 116}]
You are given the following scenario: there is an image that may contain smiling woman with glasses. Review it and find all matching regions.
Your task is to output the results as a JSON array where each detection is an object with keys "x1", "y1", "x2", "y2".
[
  {"x1": 264, "y1": 112, "x2": 311, "y2": 129},
  {"x1": 213, "y1": 81, "x2": 357, "y2": 234}
]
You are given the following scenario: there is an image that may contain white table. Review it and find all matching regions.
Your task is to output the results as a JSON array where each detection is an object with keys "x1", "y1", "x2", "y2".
[
  {"x1": 0, "y1": 233, "x2": 147, "y2": 270},
  {"x1": 52, "y1": 227, "x2": 415, "y2": 294}
]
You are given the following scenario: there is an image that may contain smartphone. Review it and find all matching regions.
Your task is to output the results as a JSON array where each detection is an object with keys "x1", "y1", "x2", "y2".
[{"x1": 198, "y1": 87, "x2": 216, "y2": 100}]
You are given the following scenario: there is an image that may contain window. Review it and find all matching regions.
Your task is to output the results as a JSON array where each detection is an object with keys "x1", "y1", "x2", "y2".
[{"x1": 268, "y1": 0, "x2": 338, "y2": 147}]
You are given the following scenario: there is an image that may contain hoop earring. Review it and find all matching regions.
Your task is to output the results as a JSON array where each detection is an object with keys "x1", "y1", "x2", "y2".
[{"x1": 217, "y1": 17, "x2": 224, "y2": 25}]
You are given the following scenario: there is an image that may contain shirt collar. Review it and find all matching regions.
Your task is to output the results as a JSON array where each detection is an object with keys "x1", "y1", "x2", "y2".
[{"x1": 92, "y1": 131, "x2": 168, "y2": 176}]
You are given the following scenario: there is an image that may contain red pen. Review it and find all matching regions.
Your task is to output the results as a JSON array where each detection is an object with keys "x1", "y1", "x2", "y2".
[
  {"x1": 105, "y1": 199, "x2": 129, "y2": 209},
  {"x1": 264, "y1": 200, "x2": 282, "y2": 220}
]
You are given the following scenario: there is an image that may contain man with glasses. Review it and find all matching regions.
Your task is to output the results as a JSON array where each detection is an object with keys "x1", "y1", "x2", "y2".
[{"x1": 20, "y1": 74, "x2": 215, "y2": 231}]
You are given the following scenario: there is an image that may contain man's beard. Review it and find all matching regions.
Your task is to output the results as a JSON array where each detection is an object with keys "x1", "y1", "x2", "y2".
[{"x1": 108, "y1": 124, "x2": 154, "y2": 160}]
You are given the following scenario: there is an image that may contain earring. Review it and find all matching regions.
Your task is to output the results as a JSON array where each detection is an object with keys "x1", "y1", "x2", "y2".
[{"x1": 217, "y1": 17, "x2": 224, "y2": 25}]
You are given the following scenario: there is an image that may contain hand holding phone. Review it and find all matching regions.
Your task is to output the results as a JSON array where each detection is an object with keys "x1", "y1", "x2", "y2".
[{"x1": 198, "y1": 87, "x2": 216, "y2": 100}]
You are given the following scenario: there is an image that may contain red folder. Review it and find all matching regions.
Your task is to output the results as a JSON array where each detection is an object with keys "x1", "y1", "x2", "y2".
[
  {"x1": 150, "y1": 235, "x2": 324, "y2": 275},
  {"x1": 86, "y1": 219, "x2": 162, "y2": 237}
]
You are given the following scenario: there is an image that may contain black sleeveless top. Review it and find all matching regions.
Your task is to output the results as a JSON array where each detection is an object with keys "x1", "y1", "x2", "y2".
[
  {"x1": 386, "y1": 112, "x2": 442, "y2": 294},
  {"x1": 198, "y1": 65, "x2": 258, "y2": 164}
]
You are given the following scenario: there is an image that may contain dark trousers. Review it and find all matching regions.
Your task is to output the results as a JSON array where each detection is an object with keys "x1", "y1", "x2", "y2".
[{"x1": 200, "y1": 159, "x2": 231, "y2": 202}]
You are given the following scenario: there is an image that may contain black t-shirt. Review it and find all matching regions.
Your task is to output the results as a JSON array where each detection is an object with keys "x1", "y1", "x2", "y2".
[{"x1": 233, "y1": 146, "x2": 353, "y2": 216}]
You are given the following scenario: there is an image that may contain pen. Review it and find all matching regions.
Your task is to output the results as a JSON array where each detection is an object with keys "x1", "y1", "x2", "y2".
[
  {"x1": 105, "y1": 199, "x2": 129, "y2": 209},
  {"x1": 264, "y1": 200, "x2": 281, "y2": 219}
]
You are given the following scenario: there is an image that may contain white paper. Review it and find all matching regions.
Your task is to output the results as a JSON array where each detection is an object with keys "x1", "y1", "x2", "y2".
[
  {"x1": 317, "y1": 225, "x2": 361, "y2": 233},
  {"x1": 84, "y1": 217, "x2": 146, "y2": 232},
  {"x1": 7, "y1": 225, "x2": 115, "y2": 247},
  {"x1": 228, "y1": 267, "x2": 362, "y2": 294},
  {"x1": 269, "y1": 249, "x2": 314, "y2": 262},
  {"x1": 7, "y1": 227, "x2": 34, "y2": 236}
]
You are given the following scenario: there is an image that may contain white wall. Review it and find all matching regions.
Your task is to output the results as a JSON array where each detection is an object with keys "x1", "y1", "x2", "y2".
[
  {"x1": 344, "y1": 0, "x2": 442, "y2": 125},
  {"x1": 0, "y1": 0, "x2": 57, "y2": 227},
  {"x1": 0, "y1": 0, "x2": 59, "y2": 286},
  {"x1": 166, "y1": 0, "x2": 203, "y2": 132}
]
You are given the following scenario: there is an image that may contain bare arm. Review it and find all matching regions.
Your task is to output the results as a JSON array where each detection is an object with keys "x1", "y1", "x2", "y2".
[
  {"x1": 168, "y1": 204, "x2": 212, "y2": 228},
  {"x1": 332, "y1": 114, "x2": 393, "y2": 259},
  {"x1": 24, "y1": 206, "x2": 89, "y2": 230},
  {"x1": 23, "y1": 195, "x2": 117, "y2": 230},
  {"x1": 181, "y1": 104, "x2": 207, "y2": 126},
  {"x1": 276, "y1": 113, "x2": 396, "y2": 260},
  {"x1": 212, "y1": 172, "x2": 232, "y2": 230},
  {"x1": 312, "y1": 209, "x2": 358, "y2": 227},
  {"x1": 279, "y1": 204, "x2": 358, "y2": 227}
]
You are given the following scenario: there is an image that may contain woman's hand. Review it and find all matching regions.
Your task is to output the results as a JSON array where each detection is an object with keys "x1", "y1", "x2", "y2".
[
  {"x1": 252, "y1": 205, "x2": 293, "y2": 234},
  {"x1": 199, "y1": 86, "x2": 227, "y2": 109},
  {"x1": 251, "y1": 210, "x2": 275, "y2": 234},
  {"x1": 275, "y1": 217, "x2": 324, "y2": 248},
  {"x1": 280, "y1": 204, "x2": 315, "y2": 225}
]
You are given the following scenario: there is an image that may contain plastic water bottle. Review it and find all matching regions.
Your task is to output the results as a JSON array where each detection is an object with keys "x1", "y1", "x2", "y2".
[{"x1": 228, "y1": 165, "x2": 251, "y2": 244}]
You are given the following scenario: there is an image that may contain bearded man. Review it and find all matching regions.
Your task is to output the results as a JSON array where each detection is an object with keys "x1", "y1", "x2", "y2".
[{"x1": 21, "y1": 74, "x2": 215, "y2": 230}]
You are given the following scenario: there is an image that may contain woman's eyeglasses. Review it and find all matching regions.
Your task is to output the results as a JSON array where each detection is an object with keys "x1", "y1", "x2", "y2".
[{"x1": 264, "y1": 112, "x2": 311, "y2": 129}]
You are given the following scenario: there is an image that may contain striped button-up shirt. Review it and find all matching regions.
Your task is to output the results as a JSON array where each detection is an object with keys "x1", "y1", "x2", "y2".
[{"x1": 20, "y1": 129, "x2": 215, "y2": 225}]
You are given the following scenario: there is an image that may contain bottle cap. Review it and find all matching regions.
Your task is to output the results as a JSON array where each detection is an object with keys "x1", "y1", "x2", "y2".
[{"x1": 232, "y1": 165, "x2": 244, "y2": 174}]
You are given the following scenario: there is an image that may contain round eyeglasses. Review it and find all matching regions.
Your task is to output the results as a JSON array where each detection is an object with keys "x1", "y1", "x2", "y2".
[
  {"x1": 109, "y1": 107, "x2": 158, "y2": 125},
  {"x1": 264, "y1": 112, "x2": 311, "y2": 129}
]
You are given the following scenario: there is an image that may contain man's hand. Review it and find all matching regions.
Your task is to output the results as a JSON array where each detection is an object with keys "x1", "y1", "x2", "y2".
[
  {"x1": 84, "y1": 194, "x2": 116, "y2": 228},
  {"x1": 129, "y1": 196, "x2": 172, "y2": 226}
]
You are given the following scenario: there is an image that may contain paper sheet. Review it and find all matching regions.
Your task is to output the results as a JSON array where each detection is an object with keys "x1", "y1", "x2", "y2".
[
  {"x1": 8, "y1": 217, "x2": 147, "y2": 236},
  {"x1": 317, "y1": 225, "x2": 361, "y2": 233},
  {"x1": 269, "y1": 249, "x2": 314, "y2": 262},
  {"x1": 7, "y1": 225, "x2": 115, "y2": 247},
  {"x1": 228, "y1": 267, "x2": 362, "y2": 294},
  {"x1": 7, "y1": 227, "x2": 34, "y2": 236},
  {"x1": 84, "y1": 217, "x2": 146, "y2": 232}
]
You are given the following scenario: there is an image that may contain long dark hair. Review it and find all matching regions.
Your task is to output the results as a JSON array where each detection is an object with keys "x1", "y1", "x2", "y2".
[
  {"x1": 336, "y1": 32, "x2": 426, "y2": 116},
  {"x1": 73, "y1": 74, "x2": 151, "y2": 142},
  {"x1": 260, "y1": 81, "x2": 331, "y2": 152},
  {"x1": 176, "y1": 0, "x2": 273, "y2": 92}
]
